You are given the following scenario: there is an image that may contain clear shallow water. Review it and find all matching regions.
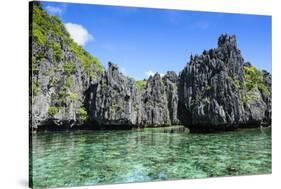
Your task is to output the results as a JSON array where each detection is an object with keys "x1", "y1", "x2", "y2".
[{"x1": 30, "y1": 127, "x2": 271, "y2": 188}]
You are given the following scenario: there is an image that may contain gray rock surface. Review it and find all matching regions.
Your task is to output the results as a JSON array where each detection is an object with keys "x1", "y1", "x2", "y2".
[
  {"x1": 87, "y1": 62, "x2": 140, "y2": 128},
  {"x1": 85, "y1": 63, "x2": 180, "y2": 128},
  {"x1": 31, "y1": 32, "x2": 100, "y2": 130},
  {"x1": 241, "y1": 63, "x2": 272, "y2": 127},
  {"x1": 262, "y1": 70, "x2": 272, "y2": 125},
  {"x1": 178, "y1": 34, "x2": 271, "y2": 131}
]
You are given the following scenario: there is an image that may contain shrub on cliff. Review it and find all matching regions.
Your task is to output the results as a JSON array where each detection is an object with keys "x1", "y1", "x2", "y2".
[
  {"x1": 244, "y1": 64, "x2": 270, "y2": 97},
  {"x1": 48, "y1": 106, "x2": 59, "y2": 117},
  {"x1": 77, "y1": 107, "x2": 88, "y2": 121},
  {"x1": 135, "y1": 80, "x2": 146, "y2": 89}
]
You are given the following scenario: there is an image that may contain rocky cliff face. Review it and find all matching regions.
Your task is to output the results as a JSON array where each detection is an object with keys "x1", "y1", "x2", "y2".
[
  {"x1": 178, "y1": 34, "x2": 271, "y2": 131},
  {"x1": 31, "y1": 33, "x2": 102, "y2": 130},
  {"x1": 86, "y1": 62, "x2": 140, "y2": 128},
  {"x1": 139, "y1": 72, "x2": 179, "y2": 127},
  {"x1": 30, "y1": 3, "x2": 271, "y2": 131},
  {"x1": 241, "y1": 63, "x2": 272, "y2": 127},
  {"x1": 30, "y1": 3, "x2": 103, "y2": 130},
  {"x1": 262, "y1": 70, "x2": 272, "y2": 125},
  {"x1": 85, "y1": 63, "x2": 180, "y2": 128}
]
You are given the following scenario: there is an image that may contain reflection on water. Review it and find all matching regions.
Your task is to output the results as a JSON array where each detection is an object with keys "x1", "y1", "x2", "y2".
[{"x1": 30, "y1": 126, "x2": 271, "y2": 188}]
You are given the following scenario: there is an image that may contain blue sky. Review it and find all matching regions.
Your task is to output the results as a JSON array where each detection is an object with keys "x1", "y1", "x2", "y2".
[{"x1": 43, "y1": 2, "x2": 272, "y2": 80}]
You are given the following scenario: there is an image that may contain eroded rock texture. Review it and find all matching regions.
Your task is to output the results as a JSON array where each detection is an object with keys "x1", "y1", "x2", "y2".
[
  {"x1": 31, "y1": 32, "x2": 103, "y2": 130},
  {"x1": 178, "y1": 34, "x2": 271, "y2": 131},
  {"x1": 139, "y1": 72, "x2": 175, "y2": 127},
  {"x1": 85, "y1": 64, "x2": 180, "y2": 128},
  {"x1": 86, "y1": 62, "x2": 140, "y2": 128}
]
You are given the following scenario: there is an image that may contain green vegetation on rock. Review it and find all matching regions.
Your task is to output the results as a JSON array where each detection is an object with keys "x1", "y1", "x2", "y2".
[
  {"x1": 31, "y1": 2, "x2": 104, "y2": 77},
  {"x1": 48, "y1": 106, "x2": 59, "y2": 116},
  {"x1": 69, "y1": 92, "x2": 77, "y2": 101},
  {"x1": 65, "y1": 76, "x2": 73, "y2": 88},
  {"x1": 47, "y1": 41, "x2": 63, "y2": 62},
  {"x1": 240, "y1": 93, "x2": 252, "y2": 104},
  {"x1": 227, "y1": 75, "x2": 241, "y2": 90},
  {"x1": 77, "y1": 106, "x2": 88, "y2": 121},
  {"x1": 49, "y1": 76, "x2": 58, "y2": 86},
  {"x1": 32, "y1": 79, "x2": 39, "y2": 96},
  {"x1": 135, "y1": 80, "x2": 146, "y2": 89},
  {"x1": 31, "y1": 3, "x2": 69, "y2": 45},
  {"x1": 63, "y1": 61, "x2": 76, "y2": 75},
  {"x1": 58, "y1": 89, "x2": 67, "y2": 105},
  {"x1": 244, "y1": 65, "x2": 270, "y2": 97},
  {"x1": 69, "y1": 41, "x2": 104, "y2": 77}
]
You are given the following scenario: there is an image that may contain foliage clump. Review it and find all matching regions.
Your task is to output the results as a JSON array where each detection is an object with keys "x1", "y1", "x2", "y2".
[
  {"x1": 45, "y1": 41, "x2": 63, "y2": 62},
  {"x1": 69, "y1": 92, "x2": 77, "y2": 101},
  {"x1": 244, "y1": 65, "x2": 270, "y2": 97},
  {"x1": 63, "y1": 61, "x2": 76, "y2": 75},
  {"x1": 135, "y1": 80, "x2": 146, "y2": 89},
  {"x1": 32, "y1": 79, "x2": 39, "y2": 96},
  {"x1": 65, "y1": 76, "x2": 73, "y2": 88},
  {"x1": 76, "y1": 106, "x2": 88, "y2": 121},
  {"x1": 48, "y1": 106, "x2": 59, "y2": 116}
]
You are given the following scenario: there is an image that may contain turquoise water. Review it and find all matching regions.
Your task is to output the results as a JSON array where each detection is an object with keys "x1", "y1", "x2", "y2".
[{"x1": 30, "y1": 127, "x2": 271, "y2": 188}]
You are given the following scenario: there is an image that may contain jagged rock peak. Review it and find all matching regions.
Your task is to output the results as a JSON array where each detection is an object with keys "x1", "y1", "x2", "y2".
[
  {"x1": 108, "y1": 61, "x2": 119, "y2": 71},
  {"x1": 218, "y1": 34, "x2": 237, "y2": 48},
  {"x1": 163, "y1": 71, "x2": 178, "y2": 82},
  {"x1": 152, "y1": 72, "x2": 162, "y2": 79},
  {"x1": 244, "y1": 61, "x2": 252, "y2": 67}
]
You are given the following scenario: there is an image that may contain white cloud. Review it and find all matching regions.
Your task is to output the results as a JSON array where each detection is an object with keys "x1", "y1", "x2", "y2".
[
  {"x1": 46, "y1": 6, "x2": 63, "y2": 15},
  {"x1": 145, "y1": 70, "x2": 164, "y2": 78},
  {"x1": 65, "y1": 23, "x2": 94, "y2": 46},
  {"x1": 145, "y1": 70, "x2": 155, "y2": 78}
]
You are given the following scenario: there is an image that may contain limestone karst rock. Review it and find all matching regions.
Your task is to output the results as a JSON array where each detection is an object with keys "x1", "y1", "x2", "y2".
[
  {"x1": 30, "y1": 4, "x2": 271, "y2": 131},
  {"x1": 178, "y1": 34, "x2": 271, "y2": 131}
]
